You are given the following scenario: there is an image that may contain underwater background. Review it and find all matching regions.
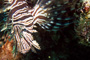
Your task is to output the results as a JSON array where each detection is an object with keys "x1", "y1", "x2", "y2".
[{"x1": 0, "y1": 0, "x2": 90, "y2": 60}]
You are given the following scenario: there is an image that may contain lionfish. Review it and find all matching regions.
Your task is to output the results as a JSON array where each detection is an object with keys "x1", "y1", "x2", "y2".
[{"x1": 0, "y1": 0, "x2": 89, "y2": 54}]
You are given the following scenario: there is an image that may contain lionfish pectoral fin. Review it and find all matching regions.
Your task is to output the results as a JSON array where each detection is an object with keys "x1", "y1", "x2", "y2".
[
  {"x1": 31, "y1": 46, "x2": 37, "y2": 53},
  {"x1": 32, "y1": 40, "x2": 41, "y2": 50},
  {"x1": 32, "y1": 0, "x2": 64, "y2": 31},
  {"x1": 31, "y1": 40, "x2": 41, "y2": 53},
  {"x1": 15, "y1": 26, "x2": 40, "y2": 54}
]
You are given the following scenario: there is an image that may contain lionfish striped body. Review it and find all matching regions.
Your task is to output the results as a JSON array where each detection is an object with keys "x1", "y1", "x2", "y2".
[
  {"x1": 0, "y1": 0, "x2": 89, "y2": 54},
  {"x1": 0, "y1": 0, "x2": 41, "y2": 54},
  {"x1": 9, "y1": 0, "x2": 39, "y2": 53}
]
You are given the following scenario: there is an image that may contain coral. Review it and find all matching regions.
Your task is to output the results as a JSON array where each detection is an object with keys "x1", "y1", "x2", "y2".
[{"x1": 0, "y1": 40, "x2": 23, "y2": 60}]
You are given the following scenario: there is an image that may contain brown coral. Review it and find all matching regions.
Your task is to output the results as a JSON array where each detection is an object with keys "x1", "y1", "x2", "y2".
[{"x1": 0, "y1": 40, "x2": 23, "y2": 60}]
